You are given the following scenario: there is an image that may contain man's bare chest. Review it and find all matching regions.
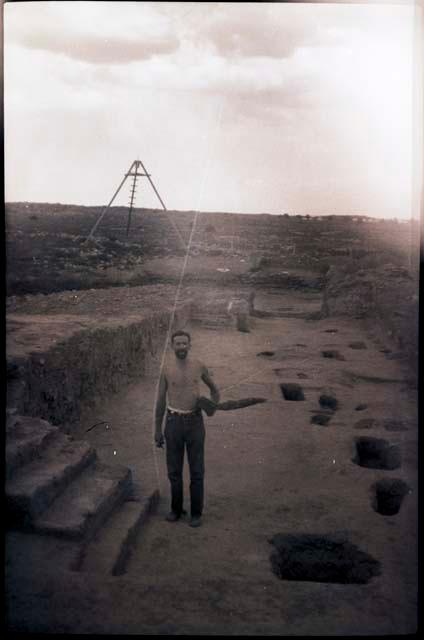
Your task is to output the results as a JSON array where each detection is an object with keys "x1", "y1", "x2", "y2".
[{"x1": 166, "y1": 363, "x2": 201, "y2": 389}]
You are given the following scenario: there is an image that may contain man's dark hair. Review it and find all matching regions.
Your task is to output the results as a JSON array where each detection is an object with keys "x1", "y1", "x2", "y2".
[{"x1": 171, "y1": 330, "x2": 191, "y2": 344}]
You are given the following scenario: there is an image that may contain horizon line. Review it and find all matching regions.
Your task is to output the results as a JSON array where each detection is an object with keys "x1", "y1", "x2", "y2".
[{"x1": 5, "y1": 201, "x2": 417, "y2": 222}]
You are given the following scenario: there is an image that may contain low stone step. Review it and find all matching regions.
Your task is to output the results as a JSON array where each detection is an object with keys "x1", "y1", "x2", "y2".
[
  {"x1": 79, "y1": 490, "x2": 160, "y2": 575},
  {"x1": 32, "y1": 462, "x2": 133, "y2": 541},
  {"x1": 6, "y1": 415, "x2": 60, "y2": 480},
  {"x1": 6, "y1": 433, "x2": 97, "y2": 522}
]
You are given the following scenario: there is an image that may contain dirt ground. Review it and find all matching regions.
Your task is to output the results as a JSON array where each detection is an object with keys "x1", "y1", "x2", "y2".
[{"x1": 6, "y1": 289, "x2": 418, "y2": 635}]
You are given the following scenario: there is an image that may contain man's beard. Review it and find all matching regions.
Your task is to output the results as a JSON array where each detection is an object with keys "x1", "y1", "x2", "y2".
[{"x1": 176, "y1": 350, "x2": 188, "y2": 359}]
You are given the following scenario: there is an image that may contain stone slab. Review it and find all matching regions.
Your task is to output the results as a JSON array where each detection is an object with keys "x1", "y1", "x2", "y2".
[
  {"x1": 6, "y1": 433, "x2": 97, "y2": 520},
  {"x1": 80, "y1": 490, "x2": 160, "y2": 575},
  {"x1": 33, "y1": 462, "x2": 132, "y2": 540},
  {"x1": 6, "y1": 415, "x2": 60, "y2": 479}
]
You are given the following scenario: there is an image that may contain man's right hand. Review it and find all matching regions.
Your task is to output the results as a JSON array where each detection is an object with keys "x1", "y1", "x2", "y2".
[
  {"x1": 197, "y1": 396, "x2": 217, "y2": 417},
  {"x1": 155, "y1": 433, "x2": 165, "y2": 448}
]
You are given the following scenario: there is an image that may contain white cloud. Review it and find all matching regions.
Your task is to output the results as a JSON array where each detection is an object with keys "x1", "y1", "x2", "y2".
[
  {"x1": 5, "y1": 1, "x2": 180, "y2": 64},
  {"x1": 181, "y1": 2, "x2": 348, "y2": 59}
]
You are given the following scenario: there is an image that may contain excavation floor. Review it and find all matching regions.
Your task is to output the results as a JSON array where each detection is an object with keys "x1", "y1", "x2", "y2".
[{"x1": 6, "y1": 290, "x2": 418, "y2": 635}]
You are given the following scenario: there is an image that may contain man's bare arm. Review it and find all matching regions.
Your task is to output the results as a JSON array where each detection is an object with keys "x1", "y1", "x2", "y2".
[
  {"x1": 201, "y1": 366, "x2": 220, "y2": 405},
  {"x1": 154, "y1": 372, "x2": 167, "y2": 447}
]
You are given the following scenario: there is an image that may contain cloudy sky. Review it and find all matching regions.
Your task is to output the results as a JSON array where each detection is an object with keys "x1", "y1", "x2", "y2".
[{"x1": 4, "y1": 1, "x2": 422, "y2": 219}]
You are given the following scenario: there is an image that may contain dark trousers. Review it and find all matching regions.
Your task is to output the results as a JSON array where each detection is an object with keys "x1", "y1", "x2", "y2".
[{"x1": 164, "y1": 410, "x2": 205, "y2": 517}]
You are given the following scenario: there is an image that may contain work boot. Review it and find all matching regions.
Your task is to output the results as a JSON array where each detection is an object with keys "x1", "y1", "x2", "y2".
[
  {"x1": 189, "y1": 515, "x2": 202, "y2": 528},
  {"x1": 165, "y1": 509, "x2": 187, "y2": 522}
]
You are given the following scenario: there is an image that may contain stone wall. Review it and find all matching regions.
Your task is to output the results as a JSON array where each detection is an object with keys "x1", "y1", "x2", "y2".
[{"x1": 6, "y1": 304, "x2": 192, "y2": 431}]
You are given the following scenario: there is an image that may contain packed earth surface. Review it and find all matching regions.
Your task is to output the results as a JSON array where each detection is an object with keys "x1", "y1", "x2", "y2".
[{"x1": 5, "y1": 203, "x2": 420, "y2": 634}]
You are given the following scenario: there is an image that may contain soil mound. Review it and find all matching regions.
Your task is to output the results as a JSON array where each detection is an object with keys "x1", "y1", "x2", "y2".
[{"x1": 321, "y1": 261, "x2": 418, "y2": 374}]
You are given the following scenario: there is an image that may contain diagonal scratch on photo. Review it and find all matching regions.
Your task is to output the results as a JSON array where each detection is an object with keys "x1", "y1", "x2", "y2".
[{"x1": 4, "y1": 0, "x2": 422, "y2": 635}]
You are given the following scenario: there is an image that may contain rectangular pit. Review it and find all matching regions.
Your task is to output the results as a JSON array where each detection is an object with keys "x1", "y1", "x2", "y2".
[
  {"x1": 353, "y1": 437, "x2": 401, "y2": 470},
  {"x1": 319, "y1": 394, "x2": 338, "y2": 411},
  {"x1": 280, "y1": 383, "x2": 305, "y2": 401},
  {"x1": 269, "y1": 533, "x2": 381, "y2": 584},
  {"x1": 321, "y1": 350, "x2": 345, "y2": 360},
  {"x1": 372, "y1": 478, "x2": 411, "y2": 515}
]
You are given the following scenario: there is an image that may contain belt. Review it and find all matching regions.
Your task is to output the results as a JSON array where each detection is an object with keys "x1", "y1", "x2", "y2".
[{"x1": 167, "y1": 407, "x2": 200, "y2": 416}]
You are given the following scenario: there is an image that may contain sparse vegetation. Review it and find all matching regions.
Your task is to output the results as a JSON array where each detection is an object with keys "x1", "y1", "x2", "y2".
[{"x1": 5, "y1": 202, "x2": 419, "y2": 372}]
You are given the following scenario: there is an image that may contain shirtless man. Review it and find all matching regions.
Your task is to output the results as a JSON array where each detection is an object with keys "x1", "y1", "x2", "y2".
[{"x1": 155, "y1": 330, "x2": 220, "y2": 528}]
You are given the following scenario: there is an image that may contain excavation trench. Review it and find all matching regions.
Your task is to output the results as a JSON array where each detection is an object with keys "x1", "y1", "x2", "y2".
[
  {"x1": 349, "y1": 341, "x2": 367, "y2": 350},
  {"x1": 321, "y1": 350, "x2": 345, "y2": 360},
  {"x1": 355, "y1": 404, "x2": 368, "y2": 412},
  {"x1": 319, "y1": 394, "x2": 338, "y2": 411},
  {"x1": 311, "y1": 414, "x2": 331, "y2": 426},
  {"x1": 354, "y1": 418, "x2": 376, "y2": 430},
  {"x1": 371, "y1": 478, "x2": 411, "y2": 516},
  {"x1": 269, "y1": 533, "x2": 381, "y2": 584},
  {"x1": 279, "y1": 383, "x2": 305, "y2": 401},
  {"x1": 353, "y1": 437, "x2": 401, "y2": 470}
]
